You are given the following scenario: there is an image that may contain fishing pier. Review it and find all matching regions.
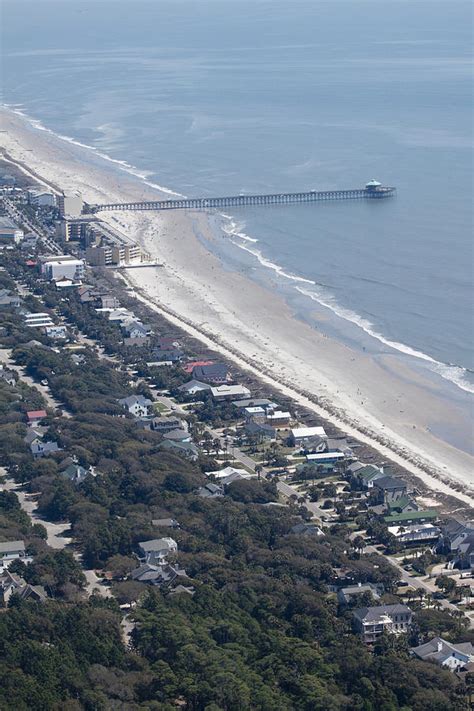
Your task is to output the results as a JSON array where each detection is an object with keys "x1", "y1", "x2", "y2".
[{"x1": 84, "y1": 181, "x2": 395, "y2": 214}]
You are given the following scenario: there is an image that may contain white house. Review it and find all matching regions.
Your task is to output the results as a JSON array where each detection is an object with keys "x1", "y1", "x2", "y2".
[
  {"x1": 205, "y1": 466, "x2": 250, "y2": 480},
  {"x1": 290, "y1": 426, "x2": 327, "y2": 446},
  {"x1": 122, "y1": 320, "x2": 150, "y2": 339},
  {"x1": 210, "y1": 384, "x2": 251, "y2": 401},
  {"x1": 118, "y1": 395, "x2": 153, "y2": 418},
  {"x1": 411, "y1": 637, "x2": 474, "y2": 671},
  {"x1": 178, "y1": 379, "x2": 211, "y2": 396},
  {"x1": 138, "y1": 538, "x2": 178, "y2": 565},
  {"x1": 353, "y1": 604, "x2": 413, "y2": 644}
]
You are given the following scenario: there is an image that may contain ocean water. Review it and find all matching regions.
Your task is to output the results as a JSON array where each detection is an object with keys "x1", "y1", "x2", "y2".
[{"x1": 2, "y1": 0, "x2": 473, "y2": 397}]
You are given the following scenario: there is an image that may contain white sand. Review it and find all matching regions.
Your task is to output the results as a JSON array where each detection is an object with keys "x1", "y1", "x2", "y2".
[{"x1": 1, "y1": 106, "x2": 473, "y2": 509}]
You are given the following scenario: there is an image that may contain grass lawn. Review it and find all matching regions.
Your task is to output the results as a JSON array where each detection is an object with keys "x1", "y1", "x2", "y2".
[{"x1": 153, "y1": 401, "x2": 169, "y2": 414}]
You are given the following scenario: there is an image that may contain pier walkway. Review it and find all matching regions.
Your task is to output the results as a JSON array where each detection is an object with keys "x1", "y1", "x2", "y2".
[{"x1": 85, "y1": 182, "x2": 395, "y2": 214}]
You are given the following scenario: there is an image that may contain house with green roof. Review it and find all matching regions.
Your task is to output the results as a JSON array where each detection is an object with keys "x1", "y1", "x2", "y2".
[
  {"x1": 353, "y1": 464, "x2": 385, "y2": 489},
  {"x1": 384, "y1": 509, "x2": 438, "y2": 527},
  {"x1": 388, "y1": 496, "x2": 419, "y2": 515}
]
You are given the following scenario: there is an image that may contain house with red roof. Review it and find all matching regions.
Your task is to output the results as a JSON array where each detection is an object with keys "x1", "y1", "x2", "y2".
[
  {"x1": 183, "y1": 360, "x2": 214, "y2": 374},
  {"x1": 26, "y1": 410, "x2": 47, "y2": 425}
]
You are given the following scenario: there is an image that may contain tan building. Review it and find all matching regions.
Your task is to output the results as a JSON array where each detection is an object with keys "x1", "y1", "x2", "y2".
[
  {"x1": 59, "y1": 215, "x2": 100, "y2": 243},
  {"x1": 57, "y1": 191, "x2": 83, "y2": 217},
  {"x1": 85, "y1": 243, "x2": 142, "y2": 266}
]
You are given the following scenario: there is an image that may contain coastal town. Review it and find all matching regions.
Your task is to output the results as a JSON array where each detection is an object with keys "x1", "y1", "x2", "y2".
[{"x1": 0, "y1": 157, "x2": 473, "y2": 708}]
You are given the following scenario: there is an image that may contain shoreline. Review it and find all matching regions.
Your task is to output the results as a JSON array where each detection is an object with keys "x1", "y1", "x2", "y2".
[
  {"x1": 120, "y1": 270, "x2": 474, "y2": 511},
  {"x1": 1, "y1": 105, "x2": 473, "y2": 511}
]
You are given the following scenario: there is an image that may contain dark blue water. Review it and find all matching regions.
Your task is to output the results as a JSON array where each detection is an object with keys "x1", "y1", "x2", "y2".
[{"x1": 2, "y1": 0, "x2": 473, "y2": 392}]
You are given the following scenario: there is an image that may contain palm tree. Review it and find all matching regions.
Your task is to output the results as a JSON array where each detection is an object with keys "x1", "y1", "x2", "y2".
[
  {"x1": 202, "y1": 431, "x2": 213, "y2": 456},
  {"x1": 255, "y1": 465, "x2": 263, "y2": 481},
  {"x1": 212, "y1": 438, "x2": 221, "y2": 457}
]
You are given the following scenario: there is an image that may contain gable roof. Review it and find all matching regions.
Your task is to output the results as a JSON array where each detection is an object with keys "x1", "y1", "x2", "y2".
[
  {"x1": 411, "y1": 637, "x2": 474, "y2": 663},
  {"x1": 26, "y1": 410, "x2": 47, "y2": 421},
  {"x1": 192, "y1": 363, "x2": 229, "y2": 381},
  {"x1": 388, "y1": 496, "x2": 418, "y2": 512},
  {"x1": 355, "y1": 464, "x2": 384, "y2": 481},
  {"x1": 178, "y1": 379, "x2": 211, "y2": 393}
]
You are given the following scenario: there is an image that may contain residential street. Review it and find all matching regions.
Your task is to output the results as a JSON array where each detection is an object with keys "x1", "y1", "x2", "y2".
[
  {"x1": 0, "y1": 469, "x2": 71, "y2": 550},
  {"x1": 0, "y1": 347, "x2": 72, "y2": 417}
]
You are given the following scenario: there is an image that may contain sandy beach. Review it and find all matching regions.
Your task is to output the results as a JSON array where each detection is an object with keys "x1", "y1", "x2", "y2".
[{"x1": 1, "y1": 106, "x2": 473, "y2": 509}]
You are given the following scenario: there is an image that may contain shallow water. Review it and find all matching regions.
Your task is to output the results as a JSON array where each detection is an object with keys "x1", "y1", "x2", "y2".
[{"x1": 2, "y1": 0, "x2": 473, "y2": 398}]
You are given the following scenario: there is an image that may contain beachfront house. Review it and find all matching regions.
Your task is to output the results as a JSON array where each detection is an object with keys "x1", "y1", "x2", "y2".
[
  {"x1": 373, "y1": 476, "x2": 407, "y2": 505},
  {"x1": 290, "y1": 426, "x2": 327, "y2": 447},
  {"x1": 192, "y1": 363, "x2": 230, "y2": 384},
  {"x1": 210, "y1": 384, "x2": 251, "y2": 401},
  {"x1": 352, "y1": 463, "x2": 385, "y2": 489},
  {"x1": 122, "y1": 320, "x2": 151, "y2": 339},
  {"x1": 266, "y1": 410, "x2": 291, "y2": 428},
  {"x1": 387, "y1": 496, "x2": 420, "y2": 514}
]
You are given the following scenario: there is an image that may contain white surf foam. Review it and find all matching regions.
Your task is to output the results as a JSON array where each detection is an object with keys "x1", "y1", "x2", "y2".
[
  {"x1": 221, "y1": 216, "x2": 259, "y2": 243},
  {"x1": 295, "y1": 285, "x2": 474, "y2": 395},
  {"x1": 230, "y1": 239, "x2": 317, "y2": 285},
  {"x1": 3, "y1": 104, "x2": 183, "y2": 198},
  {"x1": 5, "y1": 104, "x2": 472, "y2": 396}
]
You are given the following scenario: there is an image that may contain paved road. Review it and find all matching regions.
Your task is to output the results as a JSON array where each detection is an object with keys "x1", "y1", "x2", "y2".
[
  {"x1": 0, "y1": 470, "x2": 71, "y2": 550},
  {"x1": 1, "y1": 197, "x2": 62, "y2": 255},
  {"x1": 204, "y1": 426, "x2": 266, "y2": 475},
  {"x1": 364, "y1": 543, "x2": 473, "y2": 626},
  {"x1": 0, "y1": 347, "x2": 72, "y2": 417}
]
